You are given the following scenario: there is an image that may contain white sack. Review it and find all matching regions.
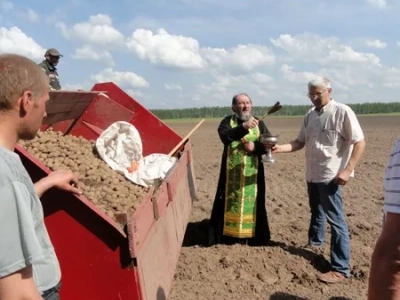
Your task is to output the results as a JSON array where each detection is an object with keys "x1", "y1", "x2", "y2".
[{"x1": 95, "y1": 121, "x2": 177, "y2": 187}]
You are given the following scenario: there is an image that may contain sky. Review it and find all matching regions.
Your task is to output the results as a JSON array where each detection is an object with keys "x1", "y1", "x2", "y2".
[{"x1": 0, "y1": 0, "x2": 399, "y2": 109}]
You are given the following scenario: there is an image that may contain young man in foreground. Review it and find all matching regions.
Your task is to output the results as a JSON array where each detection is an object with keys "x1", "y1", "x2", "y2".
[{"x1": 0, "y1": 53, "x2": 81, "y2": 299}]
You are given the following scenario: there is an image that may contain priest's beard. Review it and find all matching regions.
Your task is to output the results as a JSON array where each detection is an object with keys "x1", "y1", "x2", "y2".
[{"x1": 236, "y1": 112, "x2": 252, "y2": 121}]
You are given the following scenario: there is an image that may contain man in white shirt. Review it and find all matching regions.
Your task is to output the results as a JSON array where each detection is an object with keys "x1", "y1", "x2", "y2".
[
  {"x1": 368, "y1": 138, "x2": 400, "y2": 299},
  {"x1": 265, "y1": 77, "x2": 366, "y2": 283}
]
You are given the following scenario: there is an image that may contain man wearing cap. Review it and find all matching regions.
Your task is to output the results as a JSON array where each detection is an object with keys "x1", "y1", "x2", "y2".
[{"x1": 38, "y1": 48, "x2": 63, "y2": 91}]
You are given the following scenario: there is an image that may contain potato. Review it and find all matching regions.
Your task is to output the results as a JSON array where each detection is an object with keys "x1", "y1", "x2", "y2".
[{"x1": 20, "y1": 129, "x2": 150, "y2": 224}]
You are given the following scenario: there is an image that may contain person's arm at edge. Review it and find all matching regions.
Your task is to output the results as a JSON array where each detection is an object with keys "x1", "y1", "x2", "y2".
[
  {"x1": 0, "y1": 266, "x2": 44, "y2": 300},
  {"x1": 368, "y1": 140, "x2": 400, "y2": 300},
  {"x1": 275, "y1": 139, "x2": 305, "y2": 153},
  {"x1": 34, "y1": 170, "x2": 81, "y2": 198},
  {"x1": 34, "y1": 177, "x2": 54, "y2": 198},
  {"x1": 271, "y1": 115, "x2": 307, "y2": 153},
  {"x1": 368, "y1": 212, "x2": 400, "y2": 300}
]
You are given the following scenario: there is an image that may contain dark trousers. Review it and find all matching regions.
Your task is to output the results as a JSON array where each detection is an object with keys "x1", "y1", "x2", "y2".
[{"x1": 42, "y1": 282, "x2": 61, "y2": 300}]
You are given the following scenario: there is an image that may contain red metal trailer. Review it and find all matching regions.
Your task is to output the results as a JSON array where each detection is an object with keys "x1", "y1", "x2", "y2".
[{"x1": 15, "y1": 82, "x2": 196, "y2": 300}]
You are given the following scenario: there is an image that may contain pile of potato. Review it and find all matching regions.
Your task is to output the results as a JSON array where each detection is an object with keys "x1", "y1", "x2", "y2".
[{"x1": 19, "y1": 129, "x2": 149, "y2": 222}]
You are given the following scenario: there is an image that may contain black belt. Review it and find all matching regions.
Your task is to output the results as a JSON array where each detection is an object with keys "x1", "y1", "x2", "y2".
[{"x1": 42, "y1": 282, "x2": 61, "y2": 298}]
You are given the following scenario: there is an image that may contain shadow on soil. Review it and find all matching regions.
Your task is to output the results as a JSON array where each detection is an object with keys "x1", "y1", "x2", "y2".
[
  {"x1": 276, "y1": 242, "x2": 331, "y2": 273},
  {"x1": 270, "y1": 293, "x2": 308, "y2": 300},
  {"x1": 182, "y1": 219, "x2": 331, "y2": 273},
  {"x1": 182, "y1": 219, "x2": 210, "y2": 247},
  {"x1": 270, "y1": 293, "x2": 352, "y2": 300},
  {"x1": 156, "y1": 286, "x2": 166, "y2": 300}
]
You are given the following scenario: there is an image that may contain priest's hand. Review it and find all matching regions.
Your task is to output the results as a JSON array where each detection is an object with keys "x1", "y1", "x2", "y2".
[
  {"x1": 244, "y1": 141, "x2": 255, "y2": 153},
  {"x1": 243, "y1": 117, "x2": 258, "y2": 129}
]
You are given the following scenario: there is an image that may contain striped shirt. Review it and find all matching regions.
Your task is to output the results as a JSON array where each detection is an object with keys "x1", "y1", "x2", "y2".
[
  {"x1": 383, "y1": 138, "x2": 400, "y2": 214},
  {"x1": 297, "y1": 99, "x2": 365, "y2": 183}
]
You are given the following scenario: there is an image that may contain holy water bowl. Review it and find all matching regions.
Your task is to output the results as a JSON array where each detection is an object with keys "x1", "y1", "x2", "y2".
[{"x1": 259, "y1": 133, "x2": 279, "y2": 163}]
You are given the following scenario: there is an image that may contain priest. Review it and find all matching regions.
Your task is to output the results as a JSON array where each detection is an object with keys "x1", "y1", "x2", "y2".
[{"x1": 209, "y1": 93, "x2": 272, "y2": 246}]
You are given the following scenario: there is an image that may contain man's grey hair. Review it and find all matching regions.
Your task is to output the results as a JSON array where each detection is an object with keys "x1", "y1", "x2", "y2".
[
  {"x1": 308, "y1": 77, "x2": 331, "y2": 89},
  {"x1": 231, "y1": 93, "x2": 252, "y2": 105}
]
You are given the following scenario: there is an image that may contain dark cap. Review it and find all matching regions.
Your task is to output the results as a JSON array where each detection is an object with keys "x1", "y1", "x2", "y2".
[{"x1": 45, "y1": 48, "x2": 63, "y2": 57}]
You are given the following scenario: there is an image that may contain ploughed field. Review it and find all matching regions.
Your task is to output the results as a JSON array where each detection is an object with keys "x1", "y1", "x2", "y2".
[{"x1": 166, "y1": 115, "x2": 400, "y2": 300}]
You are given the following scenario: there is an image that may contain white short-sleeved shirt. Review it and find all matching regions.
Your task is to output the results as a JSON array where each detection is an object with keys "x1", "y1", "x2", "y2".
[
  {"x1": 296, "y1": 99, "x2": 365, "y2": 183},
  {"x1": 0, "y1": 146, "x2": 61, "y2": 293},
  {"x1": 383, "y1": 138, "x2": 400, "y2": 214}
]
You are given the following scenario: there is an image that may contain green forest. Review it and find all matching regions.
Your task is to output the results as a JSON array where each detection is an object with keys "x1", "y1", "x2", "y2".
[{"x1": 150, "y1": 102, "x2": 400, "y2": 120}]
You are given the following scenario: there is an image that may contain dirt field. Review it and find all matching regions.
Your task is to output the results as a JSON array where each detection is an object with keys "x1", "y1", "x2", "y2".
[{"x1": 166, "y1": 115, "x2": 400, "y2": 300}]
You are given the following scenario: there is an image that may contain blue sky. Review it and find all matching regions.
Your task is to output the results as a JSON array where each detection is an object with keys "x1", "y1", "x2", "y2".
[{"x1": 0, "y1": 0, "x2": 399, "y2": 109}]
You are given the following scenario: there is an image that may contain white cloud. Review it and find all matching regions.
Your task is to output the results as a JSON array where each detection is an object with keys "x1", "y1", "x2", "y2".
[
  {"x1": 270, "y1": 33, "x2": 337, "y2": 62},
  {"x1": 91, "y1": 68, "x2": 150, "y2": 90},
  {"x1": 276, "y1": 64, "x2": 375, "y2": 104},
  {"x1": 367, "y1": 0, "x2": 387, "y2": 9},
  {"x1": 0, "y1": 26, "x2": 45, "y2": 60},
  {"x1": 328, "y1": 45, "x2": 381, "y2": 65},
  {"x1": 382, "y1": 67, "x2": 400, "y2": 88},
  {"x1": 201, "y1": 44, "x2": 275, "y2": 71},
  {"x1": 72, "y1": 45, "x2": 114, "y2": 66},
  {"x1": 126, "y1": 28, "x2": 205, "y2": 70},
  {"x1": 126, "y1": 28, "x2": 275, "y2": 71},
  {"x1": 196, "y1": 72, "x2": 277, "y2": 105},
  {"x1": 280, "y1": 63, "x2": 375, "y2": 92},
  {"x1": 177, "y1": 0, "x2": 249, "y2": 9},
  {"x1": 3, "y1": 11, "x2": 399, "y2": 108},
  {"x1": 125, "y1": 89, "x2": 145, "y2": 99},
  {"x1": 280, "y1": 64, "x2": 317, "y2": 84},
  {"x1": 19, "y1": 9, "x2": 39, "y2": 22},
  {"x1": 45, "y1": 9, "x2": 63, "y2": 25},
  {"x1": 251, "y1": 72, "x2": 274, "y2": 85},
  {"x1": 365, "y1": 39, "x2": 387, "y2": 49},
  {"x1": 28, "y1": 9, "x2": 39, "y2": 22},
  {"x1": 270, "y1": 33, "x2": 381, "y2": 66},
  {"x1": 11, "y1": 8, "x2": 39, "y2": 23},
  {"x1": 164, "y1": 83, "x2": 183, "y2": 91},
  {"x1": 56, "y1": 14, "x2": 125, "y2": 48}
]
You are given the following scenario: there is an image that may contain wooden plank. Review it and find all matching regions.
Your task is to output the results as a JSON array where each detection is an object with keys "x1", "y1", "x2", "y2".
[
  {"x1": 152, "y1": 181, "x2": 169, "y2": 221},
  {"x1": 186, "y1": 142, "x2": 197, "y2": 201},
  {"x1": 42, "y1": 91, "x2": 100, "y2": 125}
]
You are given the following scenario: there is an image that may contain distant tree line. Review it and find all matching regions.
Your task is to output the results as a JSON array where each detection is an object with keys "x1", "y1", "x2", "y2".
[{"x1": 150, "y1": 102, "x2": 400, "y2": 120}]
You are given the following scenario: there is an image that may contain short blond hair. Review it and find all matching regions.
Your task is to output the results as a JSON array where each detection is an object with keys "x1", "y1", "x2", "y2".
[{"x1": 0, "y1": 53, "x2": 49, "y2": 111}]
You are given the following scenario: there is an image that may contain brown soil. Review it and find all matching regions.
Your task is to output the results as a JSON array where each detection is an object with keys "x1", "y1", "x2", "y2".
[{"x1": 166, "y1": 115, "x2": 400, "y2": 300}]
